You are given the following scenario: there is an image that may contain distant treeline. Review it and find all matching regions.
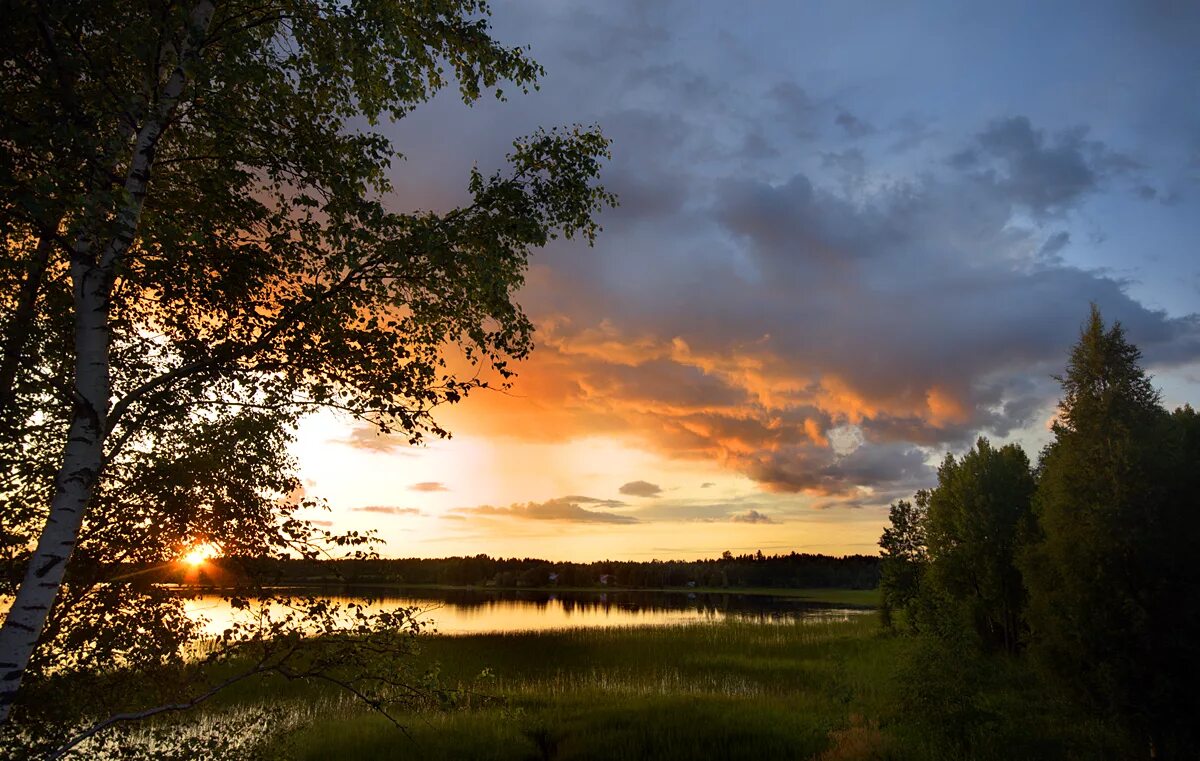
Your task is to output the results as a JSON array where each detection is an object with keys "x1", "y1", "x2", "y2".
[{"x1": 144, "y1": 551, "x2": 880, "y2": 590}]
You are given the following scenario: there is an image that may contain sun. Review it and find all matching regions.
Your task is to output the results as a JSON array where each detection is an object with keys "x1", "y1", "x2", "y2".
[{"x1": 180, "y1": 543, "x2": 220, "y2": 567}]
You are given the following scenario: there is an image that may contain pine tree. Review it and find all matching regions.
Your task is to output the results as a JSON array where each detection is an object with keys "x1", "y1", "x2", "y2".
[{"x1": 1022, "y1": 305, "x2": 1197, "y2": 756}]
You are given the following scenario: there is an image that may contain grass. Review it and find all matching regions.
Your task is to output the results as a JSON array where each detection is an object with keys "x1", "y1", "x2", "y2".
[
  {"x1": 75, "y1": 613, "x2": 1132, "y2": 760},
  {"x1": 247, "y1": 617, "x2": 906, "y2": 760}
]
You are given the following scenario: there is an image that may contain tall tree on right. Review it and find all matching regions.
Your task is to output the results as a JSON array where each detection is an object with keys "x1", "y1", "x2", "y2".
[{"x1": 1021, "y1": 305, "x2": 1200, "y2": 757}]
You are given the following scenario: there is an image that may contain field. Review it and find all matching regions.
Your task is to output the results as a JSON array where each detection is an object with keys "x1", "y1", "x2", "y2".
[{"x1": 97, "y1": 604, "x2": 1116, "y2": 761}]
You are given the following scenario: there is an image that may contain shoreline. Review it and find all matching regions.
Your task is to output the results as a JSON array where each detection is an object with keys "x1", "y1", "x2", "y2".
[{"x1": 163, "y1": 581, "x2": 881, "y2": 608}]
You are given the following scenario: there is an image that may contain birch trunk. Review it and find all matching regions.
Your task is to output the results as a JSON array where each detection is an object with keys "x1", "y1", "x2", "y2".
[{"x1": 0, "y1": 0, "x2": 214, "y2": 723}]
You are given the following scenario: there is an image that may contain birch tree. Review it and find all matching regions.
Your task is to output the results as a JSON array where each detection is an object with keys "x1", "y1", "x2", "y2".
[{"x1": 0, "y1": 0, "x2": 613, "y2": 728}]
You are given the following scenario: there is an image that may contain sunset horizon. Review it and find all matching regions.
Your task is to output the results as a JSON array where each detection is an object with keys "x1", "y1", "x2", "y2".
[
  {"x1": 4, "y1": 1, "x2": 1197, "y2": 755},
  {"x1": 283, "y1": 1, "x2": 1200, "y2": 563}
]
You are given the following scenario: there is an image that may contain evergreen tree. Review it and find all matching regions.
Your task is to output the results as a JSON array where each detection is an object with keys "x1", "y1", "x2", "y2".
[{"x1": 1021, "y1": 305, "x2": 1197, "y2": 755}]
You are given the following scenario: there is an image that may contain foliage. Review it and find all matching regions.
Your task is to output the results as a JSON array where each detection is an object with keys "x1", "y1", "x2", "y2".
[
  {"x1": 1021, "y1": 306, "x2": 1200, "y2": 755},
  {"x1": 0, "y1": 0, "x2": 613, "y2": 744},
  {"x1": 922, "y1": 438, "x2": 1034, "y2": 652},
  {"x1": 878, "y1": 492, "x2": 928, "y2": 631},
  {"x1": 878, "y1": 306, "x2": 1200, "y2": 755},
  {"x1": 5, "y1": 597, "x2": 434, "y2": 759}
]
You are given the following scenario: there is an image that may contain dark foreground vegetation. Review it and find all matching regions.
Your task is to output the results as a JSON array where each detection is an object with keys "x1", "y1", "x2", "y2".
[
  {"x1": 41, "y1": 617, "x2": 1142, "y2": 760},
  {"x1": 878, "y1": 308, "x2": 1200, "y2": 758}
]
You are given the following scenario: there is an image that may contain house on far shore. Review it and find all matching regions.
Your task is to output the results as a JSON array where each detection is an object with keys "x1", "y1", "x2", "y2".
[
  {"x1": 598, "y1": 574, "x2": 616, "y2": 586},
  {"x1": 548, "y1": 572, "x2": 559, "y2": 585}
]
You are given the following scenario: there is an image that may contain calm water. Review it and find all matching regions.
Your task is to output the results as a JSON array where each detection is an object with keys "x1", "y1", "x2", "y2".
[{"x1": 179, "y1": 586, "x2": 871, "y2": 636}]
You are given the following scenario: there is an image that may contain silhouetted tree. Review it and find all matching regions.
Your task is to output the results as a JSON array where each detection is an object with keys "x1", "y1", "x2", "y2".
[
  {"x1": 0, "y1": 0, "x2": 613, "y2": 745},
  {"x1": 1021, "y1": 306, "x2": 1199, "y2": 756},
  {"x1": 878, "y1": 491, "x2": 928, "y2": 630},
  {"x1": 924, "y1": 438, "x2": 1034, "y2": 652}
]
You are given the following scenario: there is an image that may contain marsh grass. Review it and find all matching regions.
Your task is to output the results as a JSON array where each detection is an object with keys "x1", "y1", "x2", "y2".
[
  {"x1": 71, "y1": 615, "x2": 1129, "y2": 760},
  {"x1": 260, "y1": 617, "x2": 904, "y2": 760}
]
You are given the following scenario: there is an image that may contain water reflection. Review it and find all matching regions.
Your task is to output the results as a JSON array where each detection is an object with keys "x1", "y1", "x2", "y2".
[{"x1": 178, "y1": 586, "x2": 871, "y2": 636}]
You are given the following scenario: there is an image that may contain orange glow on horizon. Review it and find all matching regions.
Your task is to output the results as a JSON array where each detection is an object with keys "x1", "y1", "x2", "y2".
[{"x1": 180, "y1": 543, "x2": 220, "y2": 568}]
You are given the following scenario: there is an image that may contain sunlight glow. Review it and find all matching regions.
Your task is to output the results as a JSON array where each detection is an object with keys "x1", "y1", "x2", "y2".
[{"x1": 180, "y1": 543, "x2": 220, "y2": 567}]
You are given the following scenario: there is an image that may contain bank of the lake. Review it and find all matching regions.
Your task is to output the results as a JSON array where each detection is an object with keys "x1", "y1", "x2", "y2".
[
  {"x1": 327, "y1": 584, "x2": 883, "y2": 608},
  {"x1": 175, "y1": 613, "x2": 1122, "y2": 760}
]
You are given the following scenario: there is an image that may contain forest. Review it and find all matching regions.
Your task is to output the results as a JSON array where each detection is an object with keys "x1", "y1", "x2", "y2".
[{"x1": 143, "y1": 551, "x2": 881, "y2": 591}]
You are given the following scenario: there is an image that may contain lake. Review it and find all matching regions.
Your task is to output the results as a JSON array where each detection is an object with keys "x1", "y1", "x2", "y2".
[{"x1": 179, "y1": 586, "x2": 872, "y2": 636}]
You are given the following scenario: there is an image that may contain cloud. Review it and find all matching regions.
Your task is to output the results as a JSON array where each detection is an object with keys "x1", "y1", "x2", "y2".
[
  {"x1": 700, "y1": 482, "x2": 715, "y2": 488},
  {"x1": 561, "y1": 495, "x2": 627, "y2": 507},
  {"x1": 950, "y1": 116, "x2": 1138, "y2": 217},
  {"x1": 367, "y1": 0, "x2": 1200, "y2": 509},
  {"x1": 769, "y1": 82, "x2": 820, "y2": 138},
  {"x1": 437, "y1": 111, "x2": 1200, "y2": 503},
  {"x1": 454, "y1": 497, "x2": 639, "y2": 524},
  {"x1": 409, "y1": 481, "x2": 449, "y2": 492},
  {"x1": 730, "y1": 509, "x2": 777, "y2": 524},
  {"x1": 1037, "y1": 231, "x2": 1071, "y2": 263},
  {"x1": 352, "y1": 506, "x2": 421, "y2": 516},
  {"x1": 835, "y1": 111, "x2": 874, "y2": 138},
  {"x1": 619, "y1": 480, "x2": 663, "y2": 497},
  {"x1": 335, "y1": 424, "x2": 413, "y2": 453}
]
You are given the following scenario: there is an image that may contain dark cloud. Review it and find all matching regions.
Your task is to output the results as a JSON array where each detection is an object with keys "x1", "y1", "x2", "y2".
[
  {"x1": 455, "y1": 497, "x2": 640, "y2": 524},
  {"x1": 835, "y1": 111, "x2": 874, "y2": 138},
  {"x1": 730, "y1": 509, "x2": 778, "y2": 524},
  {"x1": 1037, "y1": 231, "x2": 1071, "y2": 263},
  {"x1": 353, "y1": 506, "x2": 421, "y2": 516},
  {"x1": 619, "y1": 480, "x2": 663, "y2": 497},
  {"x1": 769, "y1": 82, "x2": 820, "y2": 139},
  {"x1": 700, "y1": 482, "x2": 715, "y2": 488},
  {"x1": 742, "y1": 442, "x2": 932, "y2": 495},
  {"x1": 409, "y1": 481, "x2": 448, "y2": 492},
  {"x1": 740, "y1": 130, "x2": 779, "y2": 160},
  {"x1": 951, "y1": 116, "x2": 1138, "y2": 217}
]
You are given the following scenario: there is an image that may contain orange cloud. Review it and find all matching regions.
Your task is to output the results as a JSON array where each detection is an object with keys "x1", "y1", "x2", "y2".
[{"x1": 429, "y1": 319, "x2": 964, "y2": 495}]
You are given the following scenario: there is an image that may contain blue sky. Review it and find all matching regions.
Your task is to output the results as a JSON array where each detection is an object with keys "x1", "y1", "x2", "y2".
[{"x1": 296, "y1": 1, "x2": 1200, "y2": 559}]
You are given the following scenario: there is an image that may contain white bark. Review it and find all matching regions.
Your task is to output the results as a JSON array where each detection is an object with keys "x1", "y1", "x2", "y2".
[{"x1": 0, "y1": 0, "x2": 215, "y2": 723}]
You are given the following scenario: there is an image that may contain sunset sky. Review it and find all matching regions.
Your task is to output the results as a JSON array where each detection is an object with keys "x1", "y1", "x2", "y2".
[{"x1": 294, "y1": 1, "x2": 1200, "y2": 560}]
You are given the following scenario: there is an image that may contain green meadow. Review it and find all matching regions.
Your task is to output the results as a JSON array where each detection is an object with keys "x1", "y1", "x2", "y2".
[{"x1": 141, "y1": 610, "x2": 1123, "y2": 761}]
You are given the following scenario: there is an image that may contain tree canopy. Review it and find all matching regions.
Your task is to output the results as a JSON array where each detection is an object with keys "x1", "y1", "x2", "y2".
[
  {"x1": 0, "y1": 0, "x2": 613, "y2": 739},
  {"x1": 879, "y1": 305, "x2": 1200, "y2": 756},
  {"x1": 1022, "y1": 306, "x2": 1199, "y2": 755},
  {"x1": 924, "y1": 438, "x2": 1034, "y2": 652}
]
